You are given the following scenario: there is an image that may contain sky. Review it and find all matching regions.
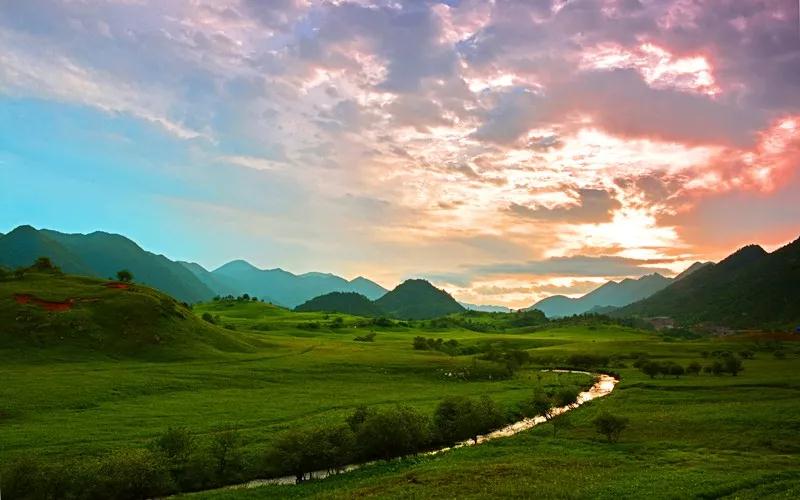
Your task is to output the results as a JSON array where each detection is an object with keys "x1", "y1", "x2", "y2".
[{"x1": 0, "y1": 0, "x2": 799, "y2": 308}]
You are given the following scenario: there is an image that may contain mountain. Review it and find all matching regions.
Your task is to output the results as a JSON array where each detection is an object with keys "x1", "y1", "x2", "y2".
[
  {"x1": 0, "y1": 226, "x2": 215, "y2": 303},
  {"x1": 375, "y1": 279, "x2": 465, "y2": 319},
  {"x1": 0, "y1": 269, "x2": 257, "y2": 356},
  {"x1": 178, "y1": 261, "x2": 246, "y2": 299},
  {"x1": 528, "y1": 273, "x2": 673, "y2": 318},
  {"x1": 674, "y1": 261, "x2": 712, "y2": 281},
  {"x1": 460, "y1": 302, "x2": 512, "y2": 313},
  {"x1": 616, "y1": 239, "x2": 800, "y2": 329},
  {"x1": 211, "y1": 260, "x2": 387, "y2": 308},
  {"x1": 295, "y1": 292, "x2": 385, "y2": 317}
]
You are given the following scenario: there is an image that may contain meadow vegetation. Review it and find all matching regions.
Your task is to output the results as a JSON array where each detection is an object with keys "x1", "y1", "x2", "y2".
[{"x1": 1, "y1": 268, "x2": 799, "y2": 498}]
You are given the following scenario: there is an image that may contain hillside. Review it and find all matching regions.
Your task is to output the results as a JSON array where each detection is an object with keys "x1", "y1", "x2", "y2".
[
  {"x1": 0, "y1": 226, "x2": 215, "y2": 303},
  {"x1": 616, "y1": 238, "x2": 800, "y2": 328},
  {"x1": 211, "y1": 260, "x2": 387, "y2": 307},
  {"x1": 0, "y1": 269, "x2": 260, "y2": 357},
  {"x1": 529, "y1": 273, "x2": 672, "y2": 318},
  {"x1": 375, "y1": 279, "x2": 465, "y2": 319},
  {"x1": 294, "y1": 291, "x2": 385, "y2": 316}
]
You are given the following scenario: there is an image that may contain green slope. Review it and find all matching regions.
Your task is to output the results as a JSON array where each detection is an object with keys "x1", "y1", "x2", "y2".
[
  {"x1": 0, "y1": 270, "x2": 261, "y2": 358},
  {"x1": 375, "y1": 279, "x2": 465, "y2": 320},
  {"x1": 0, "y1": 226, "x2": 215, "y2": 303},
  {"x1": 616, "y1": 238, "x2": 800, "y2": 328},
  {"x1": 294, "y1": 291, "x2": 385, "y2": 316}
]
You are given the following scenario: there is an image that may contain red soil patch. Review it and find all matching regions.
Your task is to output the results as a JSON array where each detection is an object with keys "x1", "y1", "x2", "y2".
[
  {"x1": 14, "y1": 293, "x2": 32, "y2": 304},
  {"x1": 105, "y1": 282, "x2": 130, "y2": 289},
  {"x1": 13, "y1": 293, "x2": 74, "y2": 312}
]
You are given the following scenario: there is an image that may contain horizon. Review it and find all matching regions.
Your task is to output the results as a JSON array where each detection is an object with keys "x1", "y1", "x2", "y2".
[
  {"x1": 2, "y1": 222, "x2": 797, "y2": 309},
  {"x1": 1, "y1": 1, "x2": 799, "y2": 308}
]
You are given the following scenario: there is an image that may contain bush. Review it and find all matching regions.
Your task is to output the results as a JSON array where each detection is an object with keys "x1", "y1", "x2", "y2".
[
  {"x1": 32, "y1": 256, "x2": 60, "y2": 272},
  {"x1": 354, "y1": 332, "x2": 376, "y2": 342},
  {"x1": 723, "y1": 355, "x2": 744, "y2": 376},
  {"x1": 593, "y1": 413, "x2": 629, "y2": 443},
  {"x1": 687, "y1": 361, "x2": 702, "y2": 375},
  {"x1": 201, "y1": 312, "x2": 216, "y2": 324},
  {"x1": 412, "y1": 336, "x2": 429, "y2": 350},
  {"x1": 352, "y1": 405, "x2": 431, "y2": 461},
  {"x1": 86, "y1": 448, "x2": 173, "y2": 500}
]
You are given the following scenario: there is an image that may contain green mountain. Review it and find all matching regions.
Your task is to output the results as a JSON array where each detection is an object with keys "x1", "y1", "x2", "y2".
[
  {"x1": 0, "y1": 269, "x2": 259, "y2": 356},
  {"x1": 211, "y1": 260, "x2": 387, "y2": 308},
  {"x1": 375, "y1": 279, "x2": 465, "y2": 320},
  {"x1": 528, "y1": 273, "x2": 673, "y2": 318},
  {"x1": 0, "y1": 226, "x2": 216, "y2": 303},
  {"x1": 616, "y1": 238, "x2": 800, "y2": 329},
  {"x1": 295, "y1": 291, "x2": 385, "y2": 316}
]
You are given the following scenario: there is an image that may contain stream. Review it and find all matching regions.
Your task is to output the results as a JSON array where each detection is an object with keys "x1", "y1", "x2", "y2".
[{"x1": 220, "y1": 370, "x2": 619, "y2": 491}]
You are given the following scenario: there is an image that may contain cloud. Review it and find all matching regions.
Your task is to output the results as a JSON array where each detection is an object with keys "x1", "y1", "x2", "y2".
[{"x1": 507, "y1": 188, "x2": 621, "y2": 223}]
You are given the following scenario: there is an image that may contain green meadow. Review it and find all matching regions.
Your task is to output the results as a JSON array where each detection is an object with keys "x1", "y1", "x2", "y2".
[{"x1": 1, "y1": 273, "x2": 799, "y2": 498}]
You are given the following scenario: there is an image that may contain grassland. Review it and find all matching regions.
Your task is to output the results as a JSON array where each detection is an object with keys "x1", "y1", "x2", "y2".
[{"x1": 1, "y1": 274, "x2": 799, "y2": 498}]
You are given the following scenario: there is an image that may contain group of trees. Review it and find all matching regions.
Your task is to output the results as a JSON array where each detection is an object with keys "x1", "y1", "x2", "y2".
[
  {"x1": 635, "y1": 353, "x2": 744, "y2": 378},
  {"x1": 212, "y1": 294, "x2": 261, "y2": 302},
  {"x1": 413, "y1": 336, "x2": 460, "y2": 354}
]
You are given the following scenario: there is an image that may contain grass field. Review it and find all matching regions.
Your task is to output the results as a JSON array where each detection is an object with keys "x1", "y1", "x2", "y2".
[{"x1": 2, "y1": 275, "x2": 800, "y2": 498}]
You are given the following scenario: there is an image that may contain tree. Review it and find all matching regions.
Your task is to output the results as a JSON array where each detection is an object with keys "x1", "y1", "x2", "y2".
[
  {"x1": 686, "y1": 361, "x2": 702, "y2": 376},
  {"x1": 412, "y1": 336, "x2": 429, "y2": 350},
  {"x1": 433, "y1": 396, "x2": 475, "y2": 444},
  {"x1": 116, "y1": 269, "x2": 134, "y2": 282},
  {"x1": 640, "y1": 361, "x2": 662, "y2": 379},
  {"x1": 269, "y1": 425, "x2": 355, "y2": 483},
  {"x1": 353, "y1": 405, "x2": 430, "y2": 460},
  {"x1": 154, "y1": 427, "x2": 194, "y2": 463},
  {"x1": 210, "y1": 430, "x2": 242, "y2": 480},
  {"x1": 664, "y1": 363, "x2": 685, "y2": 378},
  {"x1": 723, "y1": 355, "x2": 744, "y2": 376},
  {"x1": 470, "y1": 396, "x2": 505, "y2": 442},
  {"x1": 705, "y1": 360, "x2": 725, "y2": 375},
  {"x1": 593, "y1": 413, "x2": 629, "y2": 443},
  {"x1": 32, "y1": 256, "x2": 59, "y2": 272}
]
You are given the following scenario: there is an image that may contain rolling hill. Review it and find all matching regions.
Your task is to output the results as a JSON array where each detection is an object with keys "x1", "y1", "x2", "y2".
[
  {"x1": 616, "y1": 237, "x2": 800, "y2": 328},
  {"x1": 294, "y1": 291, "x2": 385, "y2": 316},
  {"x1": 211, "y1": 260, "x2": 387, "y2": 308},
  {"x1": 0, "y1": 226, "x2": 215, "y2": 303},
  {"x1": 0, "y1": 269, "x2": 260, "y2": 357},
  {"x1": 375, "y1": 279, "x2": 465, "y2": 319}
]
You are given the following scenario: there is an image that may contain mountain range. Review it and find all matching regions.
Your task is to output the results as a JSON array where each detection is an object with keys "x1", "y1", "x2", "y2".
[
  {"x1": 615, "y1": 238, "x2": 800, "y2": 328},
  {"x1": 0, "y1": 226, "x2": 387, "y2": 306},
  {"x1": 526, "y1": 268, "x2": 708, "y2": 318},
  {"x1": 296, "y1": 279, "x2": 466, "y2": 320}
]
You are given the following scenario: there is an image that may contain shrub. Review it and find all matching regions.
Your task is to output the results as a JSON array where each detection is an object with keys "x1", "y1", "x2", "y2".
[
  {"x1": 32, "y1": 256, "x2": 60, "y2": 272},
  {"x1": 705, "y1": 360, "x2": 725, "y2": 375},
  {"x1": 566, "y1": 353, "x2": 610, "y2": 369},
  {"x1": 593, "y1": 413, "x2": 629, "y2": 443},
  {"x1": 201, "y1": 312, "x2": 216, "y2": 324},
  {"x1": 354, "y1": 332, "x2": 376, "y2": 342},
  {"x1": 87, "y1": 448, "x2": 173, "y2": 500}
]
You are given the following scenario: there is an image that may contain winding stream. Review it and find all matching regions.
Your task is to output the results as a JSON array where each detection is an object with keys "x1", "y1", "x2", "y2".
[{"x1": 222, "y1": 371, "x2": 619, "y2": 491}]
